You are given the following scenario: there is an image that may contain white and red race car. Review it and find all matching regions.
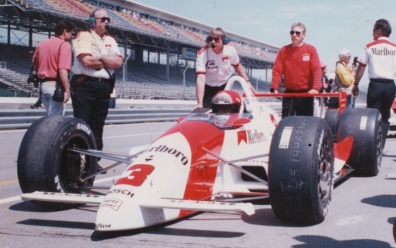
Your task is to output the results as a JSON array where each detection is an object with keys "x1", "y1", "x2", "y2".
[
  {"x1": 17, "y1": 76, "x2": 383, "y2": 231},
  {"x1": 388, "y1": 99, "x2": 396, "y2": 136}
]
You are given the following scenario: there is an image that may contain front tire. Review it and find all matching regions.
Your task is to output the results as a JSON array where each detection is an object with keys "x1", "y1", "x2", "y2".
[
  {"x1": 269, "y1": 116, "x2": 334, "y2": 224},
  {"x1": 17, "y1": 116, "x2": 97, "y2": 208}
]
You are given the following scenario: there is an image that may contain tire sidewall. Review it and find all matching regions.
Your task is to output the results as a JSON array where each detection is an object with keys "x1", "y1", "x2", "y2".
[
  {"x1": 269, "y1": 116, "x2": 334, "y2": 224},
  {"x1": 17, "y1": 116, "x2": 97, "y2": 194}
]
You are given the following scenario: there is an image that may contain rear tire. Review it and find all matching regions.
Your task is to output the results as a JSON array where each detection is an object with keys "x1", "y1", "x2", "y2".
[
  {"x1": 269, "y1": 116, "x2": 334, "y2": 224},
  {"x1": 325, "y1": 109, "x2": 339, "y2": 140},
  {"x1": 17, "y1": 116, "x2": 97, "y2": 209},
  {"x1": 337, "y1": 108, "x2": 382, "y2": 176}
]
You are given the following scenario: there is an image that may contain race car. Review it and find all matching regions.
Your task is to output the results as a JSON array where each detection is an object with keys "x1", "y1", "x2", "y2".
[
  {"x1": 17, "y1": 76, "x2": 383, "y2": 231},
  {"x1": 389, "y1": 98, "x2": 396, "y2": 136}
]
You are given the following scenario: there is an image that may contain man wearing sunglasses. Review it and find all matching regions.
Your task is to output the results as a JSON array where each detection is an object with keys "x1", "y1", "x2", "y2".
[
  {"x1": 195, "y1": 27, "x2": 255, "y2": 109},
  {"x1": 270, "y1": 22, "x2": 322, "y2": 118},
  {"x1": 70, "y1": 8, "x2": 123, "y2": 173}
]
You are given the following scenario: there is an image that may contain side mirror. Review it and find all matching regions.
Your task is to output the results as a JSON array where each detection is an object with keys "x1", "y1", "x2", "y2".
[{"x1": 232, "y1": 117, "x2": 251, "y2": 128}]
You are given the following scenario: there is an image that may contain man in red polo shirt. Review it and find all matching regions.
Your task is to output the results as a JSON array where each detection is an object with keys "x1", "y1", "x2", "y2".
[{"x1": 32, "y1": 19, "x2": 74, "y2": 116}]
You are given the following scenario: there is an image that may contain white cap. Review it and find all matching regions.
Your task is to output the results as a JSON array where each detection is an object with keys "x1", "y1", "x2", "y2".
[{"x1": 338, "y1": 49, "x2": 351, "y2": 60}]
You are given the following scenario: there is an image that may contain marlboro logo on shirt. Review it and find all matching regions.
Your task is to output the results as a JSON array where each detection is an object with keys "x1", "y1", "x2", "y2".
[{"x1": 302, "y1": 54, "x2": 310, "y2": 61}]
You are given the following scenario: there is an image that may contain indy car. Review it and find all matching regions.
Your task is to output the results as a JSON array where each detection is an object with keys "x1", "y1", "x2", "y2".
[
  {"x1": 389, "y1": 98, "x2": 396, "y2": 136},
  {"x1": 18, "y1": 76, "x2": 383, "y2": 231}
]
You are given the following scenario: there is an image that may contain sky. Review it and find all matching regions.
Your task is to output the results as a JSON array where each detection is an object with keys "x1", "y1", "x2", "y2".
[{"x1": 134, "y1": 0, "x2": 396, "y2": 87}]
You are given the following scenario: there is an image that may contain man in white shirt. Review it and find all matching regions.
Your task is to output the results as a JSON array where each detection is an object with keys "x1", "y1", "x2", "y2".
[
  {"x1": 195, "y1": 27, "x2": 255, "y2": 109},
  {"x1": 70, "y1": 8, "x2": 123, "y2": 172},
  {"x1": 353, "y1": 19, "x2": 396, "y2": 145}
]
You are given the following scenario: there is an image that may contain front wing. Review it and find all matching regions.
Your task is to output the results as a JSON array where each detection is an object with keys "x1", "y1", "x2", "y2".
[{"x1": 20, "y1": 191, "x2": 255, "y2": 216}]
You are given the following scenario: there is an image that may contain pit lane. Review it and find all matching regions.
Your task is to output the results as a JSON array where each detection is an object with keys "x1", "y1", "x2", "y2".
[{"x1": 0, "y1": 122, "x2": 395, "y2": 247}]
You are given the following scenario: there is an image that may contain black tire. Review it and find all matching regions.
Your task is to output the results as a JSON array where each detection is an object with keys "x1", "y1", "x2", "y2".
[
  {"x1": 325, "y1": 109, "x2": 339, "y2": 140},
  {"x1": 17, "y1": 116, "x2": 97, "y2": 209},
  {"x1": 337, "y1": 108, "x2": 382, "y2": 176},
  {"x1": 269, "y1": 116, "x2": 334, "y2": 224}
]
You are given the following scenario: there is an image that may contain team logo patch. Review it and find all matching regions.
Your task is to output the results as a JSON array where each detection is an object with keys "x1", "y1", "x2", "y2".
[
  {"x1": 302, "y1": 54, "x2": 310, "y2": 61},
  {"x1": 222, "y1": 56, "x2": 229, "y2": 62}
]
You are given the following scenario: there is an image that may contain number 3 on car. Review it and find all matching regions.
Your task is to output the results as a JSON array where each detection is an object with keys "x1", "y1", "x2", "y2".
[{"x1": 116, "y1": 164, "x2": 155, "y2": 186}]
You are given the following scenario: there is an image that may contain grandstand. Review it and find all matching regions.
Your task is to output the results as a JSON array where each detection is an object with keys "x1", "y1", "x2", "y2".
[{"x1": 0, "y1": 0, "x2": 278, "y2": 100}]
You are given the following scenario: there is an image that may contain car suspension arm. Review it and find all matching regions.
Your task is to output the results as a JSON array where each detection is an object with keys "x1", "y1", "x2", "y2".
[{"x1": 202, "y1": 148, "x2": 268, "y2": 186}]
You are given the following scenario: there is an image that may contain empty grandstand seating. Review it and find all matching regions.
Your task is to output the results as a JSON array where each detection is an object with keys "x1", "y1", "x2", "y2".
[{"x1": 0, "y1": 0, "x2": 277, "y2": 100}]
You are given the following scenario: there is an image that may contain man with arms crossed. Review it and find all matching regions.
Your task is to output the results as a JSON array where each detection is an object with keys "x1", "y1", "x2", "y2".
[{"x1": 70, "y1": 8, "x2": 123, "y2": 172}]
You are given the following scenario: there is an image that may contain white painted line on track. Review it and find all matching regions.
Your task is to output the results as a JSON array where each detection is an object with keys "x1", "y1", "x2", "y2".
[{"x1": 0, "y1": 176, "x2": 118, "y2": 206}]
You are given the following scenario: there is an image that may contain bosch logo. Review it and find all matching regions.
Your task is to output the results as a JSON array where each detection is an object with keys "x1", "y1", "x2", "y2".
[{"x1": 107, "y1": 189, "x2": 134, "y2": 198}]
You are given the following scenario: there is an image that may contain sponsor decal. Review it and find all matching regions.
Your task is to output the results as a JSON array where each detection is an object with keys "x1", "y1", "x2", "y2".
[
  {"x1": 107, "y1": 189, "x2": 135, "y2": 198},
  {"x1": 247, "y1": 129, "x2": 267, "y2": 144},
  {"x1": 237, "y1": 130, "x2": 247, "y2": 145},
  {"x1": 302, "y1": 54, "x2": 310, "y2": 61},
  {"x1": 96, "y1": 223, "x2": 112, "y2": 229},
  {"x1": 270, "y1": 114, "x2": 277, "y2": 127},
  {"x1": 76, "y1": 123, "x2": 91, "y2": 135},
  {"x1": 371, "y1": 47, "x2": 396, "y2": 55},
  {"x1": 100, "y1": 198, "x2": 123, "y2": 211},
  {"x1": 238, "y1": 129, "x2": 267, "y2": 145},
  {"x1": 206, "y1": 59, "x2": 218, "y2": 69},
  {"x1": 146, "y1": 145, "x2": 189, "y2": 165}
]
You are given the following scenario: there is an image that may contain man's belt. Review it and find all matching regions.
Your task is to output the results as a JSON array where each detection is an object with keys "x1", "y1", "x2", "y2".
[
  {"x1": 38, "y1": 77, "x2": 57, "y2": 82},
  {"x1": 370, "y1": 78, "x2": 394, "y2": 83},
  {"x1": 74, "y1": 74, "x2": 111, "y2": 83}
]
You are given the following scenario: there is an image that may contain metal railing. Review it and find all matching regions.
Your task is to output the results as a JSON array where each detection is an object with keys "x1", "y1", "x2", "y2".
[{"x1": 0, "y1": 108, "x2": 192, "y2": 130}]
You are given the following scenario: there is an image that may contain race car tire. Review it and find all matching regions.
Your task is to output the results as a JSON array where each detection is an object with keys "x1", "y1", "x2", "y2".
[
  {"x1": 337, "y1": 108, "x2": 382, "y2": 176},
  {"x1": 269, "y1": 116, "x2": 334, "y2": 224},
  {"x1": 17, "y1": 116, "x2": 97, "y2": 209},
  {"x1": 324, "y1": 109, "x2": 339, "y2": 140}
]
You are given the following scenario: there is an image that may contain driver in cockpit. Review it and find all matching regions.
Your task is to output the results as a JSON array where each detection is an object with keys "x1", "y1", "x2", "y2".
[{"x1": 211, "y1": 90, "x2": 242, "y2": 114}]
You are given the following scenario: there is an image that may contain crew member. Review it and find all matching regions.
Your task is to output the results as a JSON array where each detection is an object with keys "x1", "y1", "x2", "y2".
[
  {"x1": 70, "y1": 8, "x2": 123, "y2": 171},
  {"x1": 195, "y1": 27, "x2": 255, "y2": 109},
  {"x1": 32, "y1": 19, "x2": 74, "y2": 116},
  {"x1": 270, "y1": 22, "x2": 322, "y2": 118},
  {"x1": 353, "y1": 19, "x2": 396, "y2": 146}
]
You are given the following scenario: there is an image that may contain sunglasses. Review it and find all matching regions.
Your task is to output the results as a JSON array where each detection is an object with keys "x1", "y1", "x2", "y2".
[
  {"x1": 207, "y1": 37, "x2": 220, "y2": 42},
  {"x1": 96, "y1": 17, "x2": 111, "y2": 23},
  {"x1": 290, "y1": 31, "x2": 301, "y2": 36}
]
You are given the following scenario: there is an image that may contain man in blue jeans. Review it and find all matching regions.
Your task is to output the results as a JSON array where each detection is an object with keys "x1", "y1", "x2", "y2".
[{"x1": 32, "y1": 19, "x2": 74, "y2": 116}]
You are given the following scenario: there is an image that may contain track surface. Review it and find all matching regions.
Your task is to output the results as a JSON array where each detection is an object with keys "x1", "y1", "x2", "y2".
[{"x1": 1, "y1": 122, "x2": 396, "y2": 247}]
